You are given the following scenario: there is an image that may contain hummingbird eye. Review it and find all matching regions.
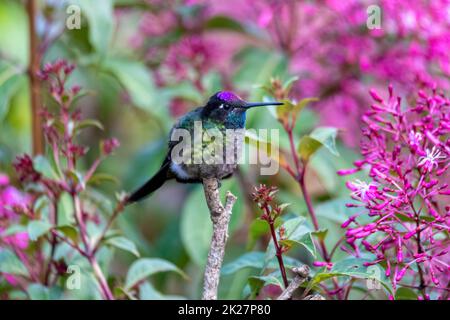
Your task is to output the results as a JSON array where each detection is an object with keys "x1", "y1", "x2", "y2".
[{"x1": 222, "y1": 104, "x2": 231, "y2": 110}]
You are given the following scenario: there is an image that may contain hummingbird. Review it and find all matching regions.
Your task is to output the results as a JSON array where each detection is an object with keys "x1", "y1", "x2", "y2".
[{"x1": 126, "y1": 91, "x2": 283, "y2": 203}]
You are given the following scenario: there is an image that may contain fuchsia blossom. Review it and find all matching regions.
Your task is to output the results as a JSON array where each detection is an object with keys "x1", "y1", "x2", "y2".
[
  {"x1": 164, "y1": 35, "x2": 217, "y2": 83},
  {"x1": 0, "y1": 174, "x2": 30, "y2": 285},
  {"x1": 0, "y1": 181, "x2": 29, "y2": 219},
  {"x1": 340, "y1": 85, "x2": 450, "y2": 299},
  {"x1": 418, "y1": 147, "x2": 446, "y2": 173},
  {"x1": 313, "y1": 261, "x2": 334, "y2": 270},
  {"x1": 102, "y1": 138, "x2": 121, "y2": 156},
  {"x1": 346, "y1": 180, "x2": 379, "y2": 203}
]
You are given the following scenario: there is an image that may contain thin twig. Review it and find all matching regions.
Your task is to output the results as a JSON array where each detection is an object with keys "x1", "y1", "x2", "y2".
[
  {"x1": 201, "y1": 178, "x2": 237, "y2": 300},
  {"x1": 303, "y1": 294, "x2": 326, "y2": 300},
  {"x1": 44, "y1": 200, "x2": 59, "y2": 285},
  {"x1": 285, "y1": 127, "x2": 342, "y2": 299},
  {"x1": 72, "y1": 194, "x2": 114, "y2": 300},
  {"x1": 277, "y1": 265, "x2": 310, "y2": 300},
  {"x1": 51, "y1": 231, "x2": 86, "y2": 257},
  {"x1": 91, "y1": 199, "x2": 126, "y2": 255},
  {"x1": 264, "y1": 204, "x2": 289, "y2": 288}
]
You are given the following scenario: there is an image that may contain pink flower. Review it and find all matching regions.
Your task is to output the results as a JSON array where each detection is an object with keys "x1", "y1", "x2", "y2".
[
  {"x1": 13, "y1": 154, "x2": 40, "y2": 183},
  {"x1": 257, "y1": 7, "x2": 273, "y2": 27},
  {"x1": 313, "y1": 261, "x2": 333, "y2": 270},
  {"x1": 4, "y1": 232, "x2": 29, "y2": 250},
  {"x1": 346, "y1": 180, "x2": 379, "y2": 202},
  {"x1": 0, "y1": 173, "x2": 9, "y2": 186},
  {"x1": 341, "y1": 85, "x2": 450, "y2": 297},
  {"x1": 418, "y1": 147, "x2": 446, "y2": 173},
  {"x1": 0, "y1": 186, "x2": 28, "y2": 219},
  {"x1": 102, "y1": 138, "x2": 120, "y2": 155},
  {"x1": 337, "y1": 168, "x2": 360, "y2": 176},
  {"x1": 4, "y1": 274, "x2": 18, "y2": 286}
]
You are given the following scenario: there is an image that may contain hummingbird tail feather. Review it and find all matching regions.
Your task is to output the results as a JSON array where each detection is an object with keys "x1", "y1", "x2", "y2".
[{"x1": 127, "y1": 163, "x2": 170, "y2": 203}]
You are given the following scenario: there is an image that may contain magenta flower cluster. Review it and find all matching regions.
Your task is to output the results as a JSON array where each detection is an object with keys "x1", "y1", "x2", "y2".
[
  {"x1": 339, "y1": 85, "x2": 449, "y2": 299},
  {"x1": 0, "y1": 174, "x2": 30, "y2": 286}
]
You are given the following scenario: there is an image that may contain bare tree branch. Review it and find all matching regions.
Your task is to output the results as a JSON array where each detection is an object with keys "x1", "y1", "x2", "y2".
[
  {"x1": 26, "y1": 0, "x2": 44, "y2": 155},
  {"x1": 303, "y1": 294, "x2": 326, "y2": 300},
  {"x1": 277, "y1": 265, "x2": 311, "y2": 300},
  {"x1": 201, "y1": 178, "x2": 237, "y2": 300}
]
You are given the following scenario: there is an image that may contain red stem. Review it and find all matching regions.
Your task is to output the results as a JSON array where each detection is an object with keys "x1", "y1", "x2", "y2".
[
  {"x1": 287, "y1": 128, "x2": 301, "y2": 175},
  {"x1": 285, "y1": 125, "x2": 344, "y2": 299},
  {"x1": 286, "y1": 126, "x2": 329, "y2": 261},
  {"x1": 72, "y1": 194, "x2": 114, "y2": 300},
  {"x1": 264, "y1": 206, "x2": 289, "y2": 288},
  {"x1": 44, "y1": 199, "x2": 58, "y2": 285}
]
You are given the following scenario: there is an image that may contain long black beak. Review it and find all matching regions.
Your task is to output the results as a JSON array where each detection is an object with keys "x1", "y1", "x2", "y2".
[{"x1": 243, "y1": 101, "x2": 284, "y2": 109}]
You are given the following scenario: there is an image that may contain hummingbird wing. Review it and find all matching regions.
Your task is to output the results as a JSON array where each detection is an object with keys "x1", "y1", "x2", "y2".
[{"x1": 127, "y1": 107, "x2": 204, "y2": 203}]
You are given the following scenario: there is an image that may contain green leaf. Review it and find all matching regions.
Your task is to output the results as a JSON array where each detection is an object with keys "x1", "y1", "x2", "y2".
[
  {"x1": 309, "y1": 127, "x2": 339, "y2": 157},
  {"x1": 103, "y1": 58, "x2": 156, "y2": 111},
  {"x1": 222, "y1": 252, "x2": 266, "y2": 275},
  {"x1": 0, "y1": 73, "x2": 24, "y2": 122},
  {"x1": 310, "y1": 258, "x2": 393, "y2": 295},
  {"x1": 57, "y1": 192, "x2": 75, "y2": 226},
  {"x1": 274, "y1": 217, "x2": 316, "y2": 258},
  {"x1": 312, "y1": 229, "x2": 328, "y2": 241},
  {"x1": 124, "y1": 258, "x2": 186, "y2": 291},
  {"x1": 275, "y1": 97, "x2": 318, "y2": 128},
  {"x1": 115, "y1": 287, "x2": 138, "y2": 300},
  {"x1": 0, "y1": 249, "x2": 28, "y2": 276},
  {"x1": 34, "y1": 155, "x2": 59, "y2": 179},
  {"x1": 248, "y1": 274, "x2": 284, "y2": 297},
  {"x1": 280, "y1": 232, "x2": 316, "y2": 258},
  {"x1": 395, "y1": 287, "x2": 418, "y2": 300},
  {"x1": 55, "y1": 225, "x2": 78, "y2": 243},
  {"x1": 315, "y1": 198, "x2": 358, "y2": 224},
  {"x1": 76, "y1": 0, "x2": 113, "y2": 55},
  {"x1": 298, "y1": 136, "x2": 323, "y2": 161},
  {"x1": 27, "y1": 283, "x2": 63, "y2": 300},
  {"x1": 204, "y1": 16, "x2": 245, "y2": 33},
  {"x1": 222, "y1": 251, "x2": 301, "y2": 276},
  {"x1": 74, "y1": 119, "x2": 104, "y2": 134},
  {"x1": 275, "y1": 99, "x2": 295, "y2": 121},
  {"x1": 247, "y1": 219, "x2": 269, "y2": 250},
  {"x1": 27, "y1": 220, "x2": 52, "y2": 241},
  {"x1": 87, "y1": 173, "x2": 120, "y2": 186},
  {"x1": 138, "y1": 281, "x2": 186, "y2": 300},
  {"x1": 105, "y1": 236, "x2": 140, "y2": 257},
  {"x1": 298, "y1": 127, "x2": 339, "y2": 161}
]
